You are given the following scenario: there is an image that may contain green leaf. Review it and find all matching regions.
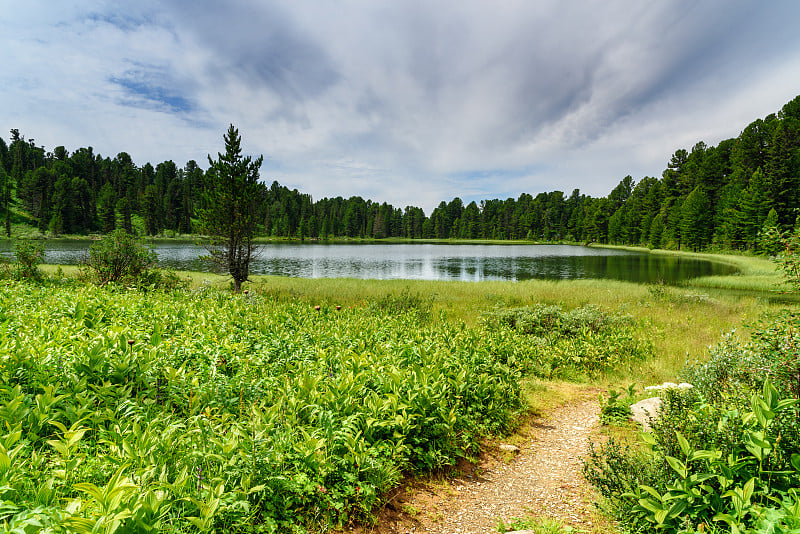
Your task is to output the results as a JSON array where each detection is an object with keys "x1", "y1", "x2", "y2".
[
  {"x1": 654, "y1": 508, "x2": 668, "y2": 525},
  {"x1": 639, "y1": 432, "x2": 657, "y2": 446},
  {"x1": 73, "y1": 482, "x2": 105, "y2": 503},
  {"x1": 714, "y1": 512, "x2": 737, "y2": 526},
  {"x1": 0, "y1": 452, "x2": 10, "y2": 473},
  {"x1": 676, "y1": 431, "x2": 691, "y2": 457},
  {"x1": 639, "y1": 485, "x2": 664, "y2": 501},
  {"x1": 791, "y1": 453, "x2": 800, "y2": 472},
  {"x1": 47, "y1": 439, "x2": 68, "y2": 457},
  {"x1": 666, "y1": 456, "x2": 687, "y2": 478},
  {"x1": 638, "y1": 498, "x2": 664, "y2": 514}
]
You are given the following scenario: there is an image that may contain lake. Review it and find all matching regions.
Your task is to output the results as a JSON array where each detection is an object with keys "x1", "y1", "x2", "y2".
[{"x1": 0, "y1": 240, "x2": 738, "y2": 283}]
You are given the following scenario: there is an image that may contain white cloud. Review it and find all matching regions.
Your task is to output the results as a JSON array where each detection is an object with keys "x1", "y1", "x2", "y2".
[{"x1": 2, "y1": 0, "x2": 800, "y2": 212}]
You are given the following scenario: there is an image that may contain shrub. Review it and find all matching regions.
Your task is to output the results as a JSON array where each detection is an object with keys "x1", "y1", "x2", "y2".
[
  {"x1": 684, "y1": 311, "x2": 800, "y2": 400},
  {"x1": 599, "y1": 384, "x2": 637, "y2": 425},
  {"x1": 481, "y1": 304, "x2": 650, "y2": 378},
  {"x1": 0, "y1": 284, "x2": 525, "y2": 531},
  {"x1": 585, "y1": 314, "x2": 800, "y2": 534},
  {"x1": 482, "y1": 303, "x2": 627, "y2": 337},
  {"x1": 12, "y1": 238, "x2": 45, "y2": 280},
  {"x1": 82, "y1": 229, "x2": 158, "y2": 286}
]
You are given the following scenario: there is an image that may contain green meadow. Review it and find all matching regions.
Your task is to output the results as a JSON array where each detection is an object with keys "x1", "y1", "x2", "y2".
[{"x1": 1, "y1": 248, "x2": 792, "y2": 532}]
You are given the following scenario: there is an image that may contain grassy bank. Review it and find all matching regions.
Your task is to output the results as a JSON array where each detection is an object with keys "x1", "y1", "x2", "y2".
[
  {"x1": 250, "y1": 275, "x2": 776, "y2": 385},
  {"x1": 593, "y1": 244, "x2": 785, "y2": 292}
]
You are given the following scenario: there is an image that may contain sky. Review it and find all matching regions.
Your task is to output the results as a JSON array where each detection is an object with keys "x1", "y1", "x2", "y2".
[{"x1": 3, "y1": 1, "x2": 800, "y2": 213}]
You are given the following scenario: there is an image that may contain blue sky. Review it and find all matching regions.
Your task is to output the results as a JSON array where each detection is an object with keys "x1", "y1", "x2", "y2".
[{"x1": 3, "y1": 1, "x2": 800, "y2": 213}]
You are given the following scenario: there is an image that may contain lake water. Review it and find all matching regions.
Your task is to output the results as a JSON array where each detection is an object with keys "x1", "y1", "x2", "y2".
[{"x1": 0, "y1": 241, "x2": 738, "y2": 283}]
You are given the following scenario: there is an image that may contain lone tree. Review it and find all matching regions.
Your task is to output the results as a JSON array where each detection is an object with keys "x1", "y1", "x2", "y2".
[{"x1": 200, "y1": 124, "x2": 264, "y2": 292}]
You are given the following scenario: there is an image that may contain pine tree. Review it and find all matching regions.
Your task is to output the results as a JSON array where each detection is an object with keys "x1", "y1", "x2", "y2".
[
  {"x1": 0, "y1": 165, "x2": 10, "y2": 236},
  {"x1": 98, "y1": 183, "x2": 116, "y2": 233},
  {"x1": 649, "y1": 213, "x2": 665, "y2": 249},
  {"x1": 740, "y1": 168, "x2": 772, "y2": 248},
  {"x1": 200, "y1": 125, "x2": 264, "y2": 292},
  {"x1": 681, "y1": 186, "x2": 710, "y2": 251}
]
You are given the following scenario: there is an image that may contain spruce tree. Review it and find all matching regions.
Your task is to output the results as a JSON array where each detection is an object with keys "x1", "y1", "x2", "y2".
[
  {"x1": 681, "y1": 186, "x2": 710, "y2": 251},
  {"x1": 0, "y1": 165, "x2": 10, "y2": 237},
  {"x1": 200, "y1": 125, "x2": 264, "y2": 292}
]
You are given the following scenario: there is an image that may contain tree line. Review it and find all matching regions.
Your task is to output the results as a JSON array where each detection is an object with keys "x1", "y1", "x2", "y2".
[{"x1": 2, "y1": 93, "x2": 798, "y2": 251}]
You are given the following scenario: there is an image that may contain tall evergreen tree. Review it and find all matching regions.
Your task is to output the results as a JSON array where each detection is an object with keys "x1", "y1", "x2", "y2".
[
  {"x1": 681, "y1": 186, "x2": 710, "y2": 251},
  {"x1": 97, "y1": 183, "x2": 116, "y2": 233},
  {"x1": 200, "y1": 125, "x2": 264, "y2": 292},
  {"x1": 0, "y1": 165, "x2": 10, "y2": 236},
  {"x1": 740, "y1": 168, "x2": 772, "y2": 247}
]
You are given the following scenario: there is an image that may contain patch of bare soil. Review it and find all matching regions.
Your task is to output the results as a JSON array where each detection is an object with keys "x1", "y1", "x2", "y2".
[{"x1": 343, "y1": 391, "x2": 612, "y2": 534}]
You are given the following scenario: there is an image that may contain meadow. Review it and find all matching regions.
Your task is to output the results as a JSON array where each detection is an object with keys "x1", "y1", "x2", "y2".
[{"x1": 0, "y1": 249, "x2": 790, "y2": 532}]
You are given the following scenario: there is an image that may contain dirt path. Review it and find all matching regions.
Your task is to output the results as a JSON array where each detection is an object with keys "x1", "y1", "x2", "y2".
[{"x1": 349, "y1": 395, "x2": 608, "y2": 534}]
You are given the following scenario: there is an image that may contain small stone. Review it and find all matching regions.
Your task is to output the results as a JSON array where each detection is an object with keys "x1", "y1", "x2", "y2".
[{"x1": 499, "y1": 444, "x2": 520, "y2": 453}]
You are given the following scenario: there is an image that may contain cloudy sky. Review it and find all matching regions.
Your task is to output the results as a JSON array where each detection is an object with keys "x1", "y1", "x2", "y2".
[{"x1": 3, "y1": 1, "x2": 800, "y2": 213}]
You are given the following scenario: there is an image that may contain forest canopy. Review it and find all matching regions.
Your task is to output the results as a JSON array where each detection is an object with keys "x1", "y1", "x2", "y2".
[{"x1": 2, "y1": 94, "x2": 799, "y2": 252}]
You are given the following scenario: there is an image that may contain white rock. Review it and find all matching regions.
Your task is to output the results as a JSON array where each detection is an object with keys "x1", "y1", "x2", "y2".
[
  {"x1": 630, "y1": 397, "x2": 663, "y2": 431},
  {"x1": 499, "y1": 444, "x2": 520, "y2": 452}
]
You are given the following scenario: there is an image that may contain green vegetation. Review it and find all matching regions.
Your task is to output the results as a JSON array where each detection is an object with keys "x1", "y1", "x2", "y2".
[
  {"x1": 497, "y1": 514, "x2": 579, "y2": 533},
  {"x1": 0, "y1": 281, "x2": 526, "y2": 531},
  {"x1": 10, "y1": 238, "x2": 45, "y2": 281},
  {"x1": 481, "y1": 304, "x2": 651, "y2": 378},
  {"x1": 0, "y1": 259, "x2": 782, "y2": 531},
  {"x1": 584, "y1": 312, "x2": 800, "y2": 533},
  {"x1": 598, "y1": 384, "x2": 638, "y2": 426}
]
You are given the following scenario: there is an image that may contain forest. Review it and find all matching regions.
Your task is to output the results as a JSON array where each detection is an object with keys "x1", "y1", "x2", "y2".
[{"x1": 1, "y1": 94, "x2": 798, "y2": 251}]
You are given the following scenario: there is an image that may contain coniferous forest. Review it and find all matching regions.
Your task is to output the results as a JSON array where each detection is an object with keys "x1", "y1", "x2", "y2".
[{"x1": 2, "y1": 94, "x2": 799, "y2": 251}]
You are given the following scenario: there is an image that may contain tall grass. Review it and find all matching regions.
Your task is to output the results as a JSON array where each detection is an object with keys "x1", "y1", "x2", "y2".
[
  {"x1": 38, "y1": 261, "x2": 781, "y2": 386},
  {"x1": 243, "y1": 275, "x2": 775, "y2": 385}
]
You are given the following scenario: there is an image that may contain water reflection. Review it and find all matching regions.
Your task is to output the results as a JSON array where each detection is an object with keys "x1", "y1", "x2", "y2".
[{"x1": 0, "y1": 241, "x2": 737, "y2": 283}]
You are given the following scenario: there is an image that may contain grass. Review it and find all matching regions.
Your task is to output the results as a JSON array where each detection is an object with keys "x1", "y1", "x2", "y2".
[
  {"x1": 37, "y1": 241, "x2": 787, "y2": 388},
  {"x1": 38, "y1": 261, "x2": 781, "y2": 387},
  {"x1": 7, "y1": 247, "x2": 792, "y2": 532},
  {"x1": 594, "y1": 244, "x2": 787, "y2": 293},
  {"x1": 246, "y1": 275, "x2": 774, "y2": 385},
  {"x1": 496, "y1": 514, "x2": 582, "y2": 533}
]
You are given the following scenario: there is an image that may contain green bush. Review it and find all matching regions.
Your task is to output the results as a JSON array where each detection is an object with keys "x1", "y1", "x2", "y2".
[
  {"x1": 481, "y1": 304, "x2": 650, "y2": 378},
  {"x1": 12, "y1": 238, "x2": 45, "y2": 281},
  {"x1": 585, "y1": 314, "x2": 800, "y2": 534},
  {"x1": 82, "y1": 229, "x2": 157, "y2": 285},
  {"x1": 81, "y1": 229, "x2": 185, "y2": 290},
  {"x1": 599, "y1": 384, "x2": 637, "y2": 425},
  {"x1": 482, "y1": 303, "x2": 629, "y2": 337},
  {"x1": 684, "y1": 311, "x2": 800, "y2": 401}
]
